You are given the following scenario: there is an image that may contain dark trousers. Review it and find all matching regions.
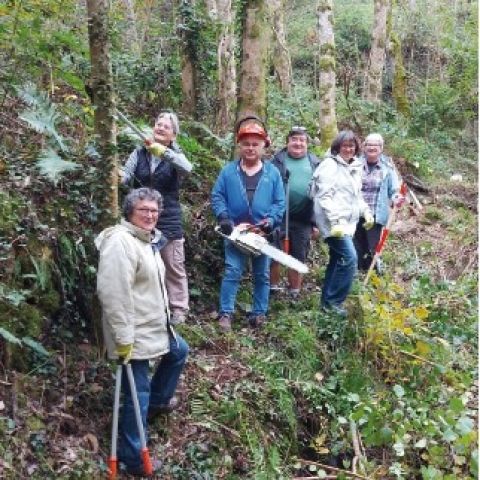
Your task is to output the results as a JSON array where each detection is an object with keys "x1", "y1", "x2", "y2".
[{"x1": 353, "y1": 221, "x2": 383, "y2": 271}]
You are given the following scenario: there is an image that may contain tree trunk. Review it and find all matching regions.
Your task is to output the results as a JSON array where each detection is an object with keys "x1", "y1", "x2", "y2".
[
  {"x1": 122, "y1": 0, "x2": 140, "y2": 56},
  {"x1": 268, "y1": 0, "x2": 292, "y2": 94},
  {"x1": 215, "y1": 0, "x2": 237, "y2": 134},
  {"x1": 237, "y1": 0, "x2": 269, "y2": 120},
  {"x1": 180, "y1": 0, "x2": 198, "y2": 117},
  {"x1": 86, "y1": 0, "x2": 118, "y2": 224},
  {"x1": 317, "y1": 0, "x2": 337, "y2": 150},
  {"x1": 390, "y1": 31, "x2": 410, "y2": 116},
  {"x1": 363, "y1": 0, "x2": 389, "y2": 102}
]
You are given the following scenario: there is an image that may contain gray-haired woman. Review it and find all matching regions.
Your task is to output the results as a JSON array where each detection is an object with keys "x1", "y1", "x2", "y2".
[
  {"x1": 354, "y1": 133, "x2": 403, "y2": 273},
  {"x1": 96, "y1": 187, "x2": 189, "y2": 477},
  {"x1": 121, "y1": 112, "x2": 192, "y2": 325}
]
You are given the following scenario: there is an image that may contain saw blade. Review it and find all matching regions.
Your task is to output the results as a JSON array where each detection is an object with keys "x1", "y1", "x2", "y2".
[{"x1": 260, "y1": 243, "x2": 309, "y2": 274}]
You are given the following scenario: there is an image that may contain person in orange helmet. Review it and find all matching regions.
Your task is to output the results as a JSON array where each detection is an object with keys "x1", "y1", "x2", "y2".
[{"x1": 211, "y1": 118, "x2": 285, "y2": 332}]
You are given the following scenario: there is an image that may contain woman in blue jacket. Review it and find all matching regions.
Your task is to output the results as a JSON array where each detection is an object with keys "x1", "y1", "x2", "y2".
[
  {"x1": 354, "y1": 133, "x2": 403, "y2": 272},
  {"x1": 211, "y1": 121, "x2": 285, "y2": 332}
]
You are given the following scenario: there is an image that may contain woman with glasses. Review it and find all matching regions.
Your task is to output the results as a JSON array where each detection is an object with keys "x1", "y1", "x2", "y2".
[
  {"x1": 354, "y1": 133, "x2": 403, "y2": 273},
  {"x1": 96, "y1": 187, "x2": 189, "y2": 477},
  {"x1": 309, "y1": 130, "x2": 374, "y2": 317},
  {"x1": 121, "y1": 112, "x2": 192, "y2": 325}
]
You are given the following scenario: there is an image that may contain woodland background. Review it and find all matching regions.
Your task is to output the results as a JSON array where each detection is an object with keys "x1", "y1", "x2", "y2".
[{"x1": 0, "y1": 0, "x2": 478, "y2": 478}]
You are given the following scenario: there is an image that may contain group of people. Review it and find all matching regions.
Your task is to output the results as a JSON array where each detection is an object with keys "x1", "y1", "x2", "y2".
[{"x1": 95, "y1": 111, "x2": 402, "y2": 476}]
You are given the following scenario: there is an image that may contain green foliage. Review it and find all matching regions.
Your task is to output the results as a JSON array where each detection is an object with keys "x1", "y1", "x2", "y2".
[
  {"x1": 18, "y1": 83, "x2": 68, "y2": 152},
  {"x1": 36, "y1": 148, "x2": 80, "y2": 185}
]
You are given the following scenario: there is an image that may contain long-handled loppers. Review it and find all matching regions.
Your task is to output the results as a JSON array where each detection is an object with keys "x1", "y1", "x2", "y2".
[
  {"x1": 107, "y1": 362, "x2": 153, "y2": 479},
  {"x1": 283, "y1": 169, "x2": 291, "y2": 254},
  {"x1": 363, "y1": 181, "x2": 408, "y2": 286}
]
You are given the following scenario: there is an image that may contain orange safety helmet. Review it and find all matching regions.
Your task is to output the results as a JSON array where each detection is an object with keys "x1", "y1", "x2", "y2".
[{"x1": 236, "y1": 122, "x2": 268, "y2": 142}]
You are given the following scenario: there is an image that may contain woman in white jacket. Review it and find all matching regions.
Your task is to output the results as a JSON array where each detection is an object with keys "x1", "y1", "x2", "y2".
[
  {"x1": 310, "y1": 131, "x2": 374, "y2": 316},
  {"x1": 96, "y1": 188, "x2": 188, "y2": 477}
]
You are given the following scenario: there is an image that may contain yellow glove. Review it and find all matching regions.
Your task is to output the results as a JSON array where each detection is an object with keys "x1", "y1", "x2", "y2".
[
  {"x1": 115, "y1": 343, "x2": 133, "y2": 364},
  {"x1": 330, "y1": 224, "x2": 348, "y2": 238},
  {"x1": 363, "y1": 212, "x2": 374, "y2": 230},
  {"x1": 146, "y1": 142, "x2": 167, "y2": 157}
]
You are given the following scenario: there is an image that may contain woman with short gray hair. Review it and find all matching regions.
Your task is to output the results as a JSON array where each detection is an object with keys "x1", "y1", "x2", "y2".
[
  {"x1": 96, "y1": 187, "x2": 189, "y2": 476},
  {"x1": 354, "y1": 133, "x2": 403, "y2": 273},
  {"x1": 121, "y1": 111, "x2": 193, "y2": 325}
]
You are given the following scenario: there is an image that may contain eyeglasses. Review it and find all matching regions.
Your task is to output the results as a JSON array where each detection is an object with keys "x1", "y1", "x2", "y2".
[
  {"x1": 135, "y1": 208, "x2": 159, "y2": 215},
  {"x1": 364, "y1": 143, "x2": 382, "y2": 147}
]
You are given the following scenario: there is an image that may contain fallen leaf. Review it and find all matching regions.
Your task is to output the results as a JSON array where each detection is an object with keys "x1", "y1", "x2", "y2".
[{"x1": 83, "y1": 433, "x2": 99, "y2": 453}]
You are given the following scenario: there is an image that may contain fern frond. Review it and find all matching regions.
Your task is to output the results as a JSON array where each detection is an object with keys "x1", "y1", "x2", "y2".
[
  {"x1": 17, "y1": 83, "x2": 68, "y2": 152},
  {"x1": 36, "y1": 148, "x2": 80, "y2": 185}
]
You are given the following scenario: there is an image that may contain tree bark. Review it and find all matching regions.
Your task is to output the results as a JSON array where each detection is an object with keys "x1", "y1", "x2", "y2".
[
  {"x1": 237, "y1": 0, "x2": 269, "y2": 121},
  {"x1": 122, "y1": 0, "x2": 140, "y2": 56},
  {"x1": 86, "y1": 0, "x2": 118, "y2": 224},
  {"x1": 363, "y1": 0, "x2": 389, "y2": 102},
  {"x1": 215, "y1": 0, "x2": 237, "y2": 133},
  {"x1": 390, "y1": 31, "x2": 410, "y2": 116},
  {"x1": 268, "y1": 0, "x2": 292, "y2": 94},
  {"x1": 317, "y1": 0, "x2": 337, "y2": 150},
  {"x1": 180, "y1": 0, "x2": 198, "y2": 116}
]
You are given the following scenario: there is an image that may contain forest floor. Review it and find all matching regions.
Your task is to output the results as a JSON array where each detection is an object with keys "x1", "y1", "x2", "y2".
[{"x1": 0, "y1": 177, "x2": 477, "y2": 479}]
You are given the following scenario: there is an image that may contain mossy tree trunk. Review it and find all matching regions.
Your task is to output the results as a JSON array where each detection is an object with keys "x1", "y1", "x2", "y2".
[
  {"x1": 180, "y1": 0, "x2": 199, "y2": 117},
  {"x1": 363, "y1": 0, "x2": 389, "y2": 102},
  {"x1": 86, "y1": 0, "x2": 118, "y2": 225},
  {"x1": 317, "y1": 0, "x2": 337, "y2": 151},
  {"x1": 237, "y1": 0, "x2": 269, "y2": 120},
  {"x1": 268, "y1": 0, "x2": 292, "y2": 94},
  {"x1": 390, "y1": 31, "x2": 410, "y2": 116},
  {"x1": 215, "y1": 0, "x2": 237, "y2": 134}
]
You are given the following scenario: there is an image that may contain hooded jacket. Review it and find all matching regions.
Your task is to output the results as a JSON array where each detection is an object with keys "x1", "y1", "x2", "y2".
[
  {"x1": 95, "y1": 219, "x2": 172, "y2": 360},
  {"x1": 309, "y1": 154, "x2": 371, "y2": 239}
]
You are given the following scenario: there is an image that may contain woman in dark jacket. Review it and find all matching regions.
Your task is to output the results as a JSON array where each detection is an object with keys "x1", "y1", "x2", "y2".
[{"x1": 122, "y1": 112, "x2": 192, "y2": 325}]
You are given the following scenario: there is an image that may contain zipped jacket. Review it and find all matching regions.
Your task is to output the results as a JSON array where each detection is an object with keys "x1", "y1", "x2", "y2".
[
  {"x1": 270, "y1": 148, "x2": 320, "y2": 224},
  {"x1": 309, "y1": 154, "x2": 371, "y2": 239},
  {"x1": 360, "y1": 154, "x2": 400, "y2": 226},
  {"x1": 95, "y1": 220, "x2": 173, "y2": 360},
  {"x1": 211, "y1": 159, "x2": 285, "y2": 227}
]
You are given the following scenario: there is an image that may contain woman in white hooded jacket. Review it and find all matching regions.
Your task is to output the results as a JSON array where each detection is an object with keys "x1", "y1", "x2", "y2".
[{"x1": 310, "y1": 130, "x2": 374, "y2": 316}]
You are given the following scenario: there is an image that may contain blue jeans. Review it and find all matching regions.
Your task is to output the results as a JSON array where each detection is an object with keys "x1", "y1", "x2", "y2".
[
  {"x1": 321, "y1": 236, "x2": 357, "y2": 308},
  {"x1": 219, "y1": 241, "x2": 270, "y2": 316},
  {"x1": 118, "y1": 334, "x2": 189, "y2": 470}
]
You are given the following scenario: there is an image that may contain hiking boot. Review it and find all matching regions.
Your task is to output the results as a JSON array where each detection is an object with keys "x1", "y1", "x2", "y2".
[
  {"x1": 248, "y1": 314, "x2": 266, "y2": 328},
  {"x1": 321, "y1": 304, "x2": 347, "y2": 318},
  {"x1": 147, "y1": 396, "x2": 179, "y2": 421},
  {"x1": 170, "y1": 311, "x2": 187, "y2": 325},
  {"x1": 218, "y1": 314, "x2": 232, "y2": 332},
  {"x1": 287, "y1": 288, "x2": 300, "y2": 299}
]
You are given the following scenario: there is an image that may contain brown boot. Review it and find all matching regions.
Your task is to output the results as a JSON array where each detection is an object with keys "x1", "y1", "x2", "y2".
[
  {"x1": 147, "y1": 396, "x2": 179, "y2": 421},
  {"x1": 248, "y1": 314, "x2": 266, "y2": 328},
  {"x1": 218, "y1": 314, "x2": 232, "y2": 332}
]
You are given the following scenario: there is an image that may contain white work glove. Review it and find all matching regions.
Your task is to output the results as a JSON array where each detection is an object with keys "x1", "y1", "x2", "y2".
[
  {"x1": 330, "y1": 224, "x2": 348, "y2": 238},
  {"x1": 363, "y1": 212, "x2": 375, "y2": 230},
  {"x1": 146, "y1": 142, "x2": 167, "y2": 157}
]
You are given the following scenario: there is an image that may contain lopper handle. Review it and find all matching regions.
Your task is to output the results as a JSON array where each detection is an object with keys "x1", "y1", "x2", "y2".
[
  {"x1": 141, "y1": 448, "x2": 153, "y2": 475},
  {"x1": 283, "y1": 238, "x2": 290, "y2": 254},
  {"x1": 107, "y1": 456, "x2": 117, "y2": 480}
]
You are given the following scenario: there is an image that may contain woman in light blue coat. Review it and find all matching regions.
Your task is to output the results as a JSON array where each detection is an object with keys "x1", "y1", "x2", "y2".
[{"x1": 354, "y1": 133, "x2": 403, "y2": 272}]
